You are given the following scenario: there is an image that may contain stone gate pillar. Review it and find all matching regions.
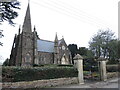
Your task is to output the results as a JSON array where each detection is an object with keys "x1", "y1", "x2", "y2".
[
  {"x1": 73, "y1": 54, "x2": 84, "y2": 84},
  {"x1": 97, "y1": 57, "x2": 107, "y2": 81}
]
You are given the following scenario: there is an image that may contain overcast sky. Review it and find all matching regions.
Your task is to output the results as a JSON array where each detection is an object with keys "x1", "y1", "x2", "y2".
[{"x1": 0, "y1": 0, "x2": 119, "y2": 63}]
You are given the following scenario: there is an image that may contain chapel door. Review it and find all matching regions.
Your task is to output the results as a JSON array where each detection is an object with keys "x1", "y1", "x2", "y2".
[{"x1": 61, "y1": 54, "x2": 68, "y2": 64}]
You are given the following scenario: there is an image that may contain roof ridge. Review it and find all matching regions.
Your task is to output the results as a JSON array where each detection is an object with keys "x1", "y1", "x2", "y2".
[
  {"x1": 39, "y1": 39, "x2": 54, "y2": 43},
  {"x1": 37, "y1": 39, "x2": 62, "y2": 43}
]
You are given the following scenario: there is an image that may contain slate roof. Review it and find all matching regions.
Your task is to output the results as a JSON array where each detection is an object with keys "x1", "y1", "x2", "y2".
[
  {"x1": 37, "y1": 39, "x2": 63, "y2": 53},
  {"x1": 37, "y1": 39, "x2": 54, "y2": 53}
]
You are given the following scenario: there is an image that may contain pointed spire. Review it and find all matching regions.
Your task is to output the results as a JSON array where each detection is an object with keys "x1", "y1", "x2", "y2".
[
  {"x1": 61, "y1": 35, "x2": 65, "y2": 43},
  {"x1": 28, "y1": 0, "x2": 30, "y2": 3},
  {"x1": 55, "y1": 32, "x2": 58, "y2": 42},
  {"x1": 33, "y1": 25, "x2": 36, "y2": 31},
  {"x1": 62, "y1": 36, "x2": 65, "y2": 41},
  {"x1": 22, "y1": 2, "x2": 32, "y2": 32},
  {"x1": 18, "y1": 25, "x2": 21, "y2": 34},
  {"x1": 62, "y1": 36, "x2": 64, "y2": 39}
]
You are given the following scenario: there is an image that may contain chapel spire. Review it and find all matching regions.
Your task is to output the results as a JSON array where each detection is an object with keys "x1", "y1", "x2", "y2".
[
  {"x1": 54, "y1": 33, "x2": 58, "y2": 42},
  {"x1": 54, "y1": 33, "x2": 59, "y2": 64},
  {"x1": 22, "y1": 2, "x2": 32, "y2": 32}
]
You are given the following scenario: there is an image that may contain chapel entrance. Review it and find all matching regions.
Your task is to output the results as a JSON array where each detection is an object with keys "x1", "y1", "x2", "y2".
[{"x1": 61, "y1": 54, "x2": 69, "y2": 64}]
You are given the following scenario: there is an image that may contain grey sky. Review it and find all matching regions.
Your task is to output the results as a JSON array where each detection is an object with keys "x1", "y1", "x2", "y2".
[{"x1": 0, "y1": 0, "x2": 119, "y2": 63}]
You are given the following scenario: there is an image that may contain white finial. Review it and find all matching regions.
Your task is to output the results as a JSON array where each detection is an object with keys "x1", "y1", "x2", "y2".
[
  {"x1": 19, "y1": 25, "x2": 21, "y2": 29},
  {"x1": 28, "y1": 0, "x2": 30, "y2": 3}
]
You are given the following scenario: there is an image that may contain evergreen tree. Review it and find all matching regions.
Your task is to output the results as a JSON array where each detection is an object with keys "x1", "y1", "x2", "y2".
[
  {"x1": 0, "y1": 30, "x2": 3, "y2": 46},
  {"x1": 0, "y1": 1, "x2": 20, "y2": 25},
  {"x1": 68, "y1": 44, "x2": 78, "y2": 64},
  {"x1": 0, "y1": 1, "x2": 20, "y2": 46}
]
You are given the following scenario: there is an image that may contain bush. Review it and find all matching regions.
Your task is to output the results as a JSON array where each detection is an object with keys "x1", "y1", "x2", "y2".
[
  {"x1": 2, "y1": 66, "x2": 78, "y2": 82},
  {"x1": 107, "y1": 64, "x2": 118, "y2": 72}
]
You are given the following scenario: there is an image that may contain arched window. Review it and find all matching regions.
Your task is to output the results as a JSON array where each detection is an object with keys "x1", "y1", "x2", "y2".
[{"x1": 25, "y1": 53, "x2": 31, "y2": 63}]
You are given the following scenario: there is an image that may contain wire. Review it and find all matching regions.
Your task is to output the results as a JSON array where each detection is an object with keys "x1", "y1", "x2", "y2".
[
  {"x1": 31, "y1": 1, "x2": 101, "y2": 27},
  {"x1": 31, "y1": 0, "x2": 111, "y2": 28},
  {"x1": 50, "y1": 0, "x2": 111, "y2": 25}
]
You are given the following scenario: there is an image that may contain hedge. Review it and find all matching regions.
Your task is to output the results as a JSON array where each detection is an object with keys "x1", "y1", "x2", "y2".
[
  {"x1": 106, "y1": 64, "x2": 118, "y2": 72},
  {"x1": 84, "y1": 64, "x2": 119, "y2": 72},
  {"x1": 2, "y1": 66, "x2": 78, "y2": 82}
]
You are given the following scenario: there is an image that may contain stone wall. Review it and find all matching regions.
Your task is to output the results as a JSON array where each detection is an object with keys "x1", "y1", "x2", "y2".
[
  {"x1": 2, "y1": 77, "x2": 78, "y2": 89},
  {"x1": 107, "y1": 72, "x2": 118, "y2": 79}
]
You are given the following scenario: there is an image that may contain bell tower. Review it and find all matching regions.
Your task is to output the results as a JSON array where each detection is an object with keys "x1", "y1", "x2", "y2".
[{"x1": 21, "y1": 3, "x2": 34, "y2": 66}]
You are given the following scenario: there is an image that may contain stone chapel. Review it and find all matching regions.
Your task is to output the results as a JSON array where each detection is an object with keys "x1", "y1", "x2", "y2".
[{"x1": 9, "y1": 3, "x2": 72, "y2": 66}]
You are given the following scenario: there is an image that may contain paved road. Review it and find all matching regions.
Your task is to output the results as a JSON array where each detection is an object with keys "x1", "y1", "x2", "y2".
[{"x1": 55, "y1": 77, "x2": 120, "y2": 88}]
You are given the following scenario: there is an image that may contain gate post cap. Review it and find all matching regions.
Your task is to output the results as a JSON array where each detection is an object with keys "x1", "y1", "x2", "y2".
[{"x1": 73, "y1": 54, "x2": 83, "y2": 60}]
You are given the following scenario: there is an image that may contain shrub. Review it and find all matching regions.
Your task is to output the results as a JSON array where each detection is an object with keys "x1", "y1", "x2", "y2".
[{"x1": 2, "y1": 66, "x2": 78, "y2": 82}]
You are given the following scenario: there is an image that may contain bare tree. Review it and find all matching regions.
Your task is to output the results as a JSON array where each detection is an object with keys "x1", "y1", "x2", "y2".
[{"x1": 89, "y1": 29, "x2": 116, "y2": 59}]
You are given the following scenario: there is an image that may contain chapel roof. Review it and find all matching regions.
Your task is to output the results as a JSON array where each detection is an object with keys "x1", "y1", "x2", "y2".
[
  {"x1": 37, "y1": 39, "x2": 54, "y2": 53},
  {"x1": 37, "y1": 39, "x2": 62, "y2": 53}
]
